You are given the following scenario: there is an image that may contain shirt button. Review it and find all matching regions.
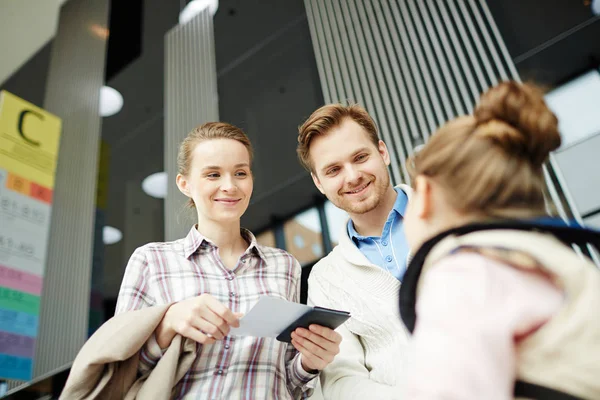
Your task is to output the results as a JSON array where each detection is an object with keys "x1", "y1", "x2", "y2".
[
  {"x1": 226, "y1": 275, "x2": 234, "y2": 280},
  {"x1": 230, "y1": 292, "x2": 236, "y2": 297},
  {"x1": 385, "y1": 255, "x2": 393, "y2": 262},
  {"x1": 382, "y1": 241, "x2": 388, "y2": 246},
  {"x1": 224, "y1": 344, "x2": 230, "y2": 350},
  {"x1": 241, "y1": 259, "x2": 247, "y2": 263},
  {"x1": 216, "y1": 369, "x2": 223, "y2": 375}
]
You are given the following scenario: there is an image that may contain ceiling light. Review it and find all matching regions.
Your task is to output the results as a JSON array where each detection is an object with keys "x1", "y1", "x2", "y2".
[
  {"x1": 179, "y1": 0, "x2": 219, "y2": 24},
  {"x1": 89, "y1": 23, "x2": 109, "y2": 40},
  {"x1": 103, "y1": 226, "x2": 122, "y2": 245},
  {"x1": 142, "y1": 171, "x2": 168, "y2": 199},
  {"x1": 99, "y1": 86, "x2": 123, "y2": 117}
]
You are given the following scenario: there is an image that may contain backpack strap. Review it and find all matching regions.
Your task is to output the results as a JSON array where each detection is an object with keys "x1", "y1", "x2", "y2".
[
  {"x1": 514, "y1": 380, "x2": 584, "y2": 400},
  {"x1": 399, "y1": 220, "x2": 600, "y2": 334}
]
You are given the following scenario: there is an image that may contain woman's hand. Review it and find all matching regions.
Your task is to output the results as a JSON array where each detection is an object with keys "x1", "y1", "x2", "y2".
[
  {"x1": 291, "y1": 324, "x2": 342, "y2": 372},
  {"x1": 156, "y1": 293, "x2": 242, "y2": 348}
]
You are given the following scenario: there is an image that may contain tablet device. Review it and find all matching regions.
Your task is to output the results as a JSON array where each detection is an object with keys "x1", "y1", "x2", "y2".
[{"x1": 276, "y1": 306, "x2": 351, "y2": 343}]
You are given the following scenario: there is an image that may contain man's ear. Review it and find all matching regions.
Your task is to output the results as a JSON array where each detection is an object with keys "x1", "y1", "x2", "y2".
[
  {"x1": 176, "y1": 173, "x2": 192, "y2": 198},
  {"x1": 378, "y1": 140, "x2": 391, "y2": 166},
  {"x1": 414, "y1": 175, "x2": 431, "y2": 219},
  {"x1": 311, "y1": 172, "x2": 325, "y2": 194}
]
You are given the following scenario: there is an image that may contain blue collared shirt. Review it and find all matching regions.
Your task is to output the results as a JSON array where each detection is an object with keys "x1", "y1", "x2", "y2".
[{"x1": 347, "y1": 187, "x2": 410, "y2": 280}]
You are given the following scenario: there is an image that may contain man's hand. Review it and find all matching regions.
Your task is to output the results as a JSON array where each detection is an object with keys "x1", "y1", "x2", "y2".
[{"x1": 291, "y1": 324, "x2": 342, "y2": 372}]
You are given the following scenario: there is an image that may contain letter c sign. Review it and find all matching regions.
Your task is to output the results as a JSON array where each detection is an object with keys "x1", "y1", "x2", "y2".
[{"x1": 17, "y1": 109, "x2": 43, "y2": 147}]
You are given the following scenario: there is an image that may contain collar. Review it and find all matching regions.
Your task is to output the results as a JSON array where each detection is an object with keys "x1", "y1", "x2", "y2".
[
  {"x1": 183, "y1": 225, "x2": 267, "y2": 261},
  {"x1": 333, "y1": 184, "x2": 411, "y2": 269},
  {"x1": 347, "y1": 186, "x2": 408, "y2": 240}
]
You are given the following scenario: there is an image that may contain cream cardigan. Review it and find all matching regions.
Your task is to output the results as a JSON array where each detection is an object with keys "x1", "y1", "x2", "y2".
[{"x1": 307, "y1": 185, "x2": 412, "y2": 400}]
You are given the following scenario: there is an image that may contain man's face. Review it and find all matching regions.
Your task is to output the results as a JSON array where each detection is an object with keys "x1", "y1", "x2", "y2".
[{"x1": 309, "y1": 118, "x2": 391, "y2": 215}]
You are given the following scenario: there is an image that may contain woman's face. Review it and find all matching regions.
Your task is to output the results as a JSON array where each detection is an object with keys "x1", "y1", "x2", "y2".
[{"x1": 177, "y1": 138, "x2": 253, "y2": 224}]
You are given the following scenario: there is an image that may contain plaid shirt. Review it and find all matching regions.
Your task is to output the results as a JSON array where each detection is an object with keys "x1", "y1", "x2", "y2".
[{"x1": 115, "y1": 226, "x2": 317, "y2": 399}]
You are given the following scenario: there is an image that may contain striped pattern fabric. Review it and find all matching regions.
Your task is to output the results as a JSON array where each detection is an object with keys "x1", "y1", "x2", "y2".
[{"x1": 116, "y1": 226, "x2": 316, "y2": 399}]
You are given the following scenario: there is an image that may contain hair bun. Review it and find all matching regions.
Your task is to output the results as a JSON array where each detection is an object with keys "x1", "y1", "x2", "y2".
[{"x1": 473, "y1": 81, "x2": 561, "y2": 166}]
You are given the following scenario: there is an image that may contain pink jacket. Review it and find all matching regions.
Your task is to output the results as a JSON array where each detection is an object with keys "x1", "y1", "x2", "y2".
[{"x1": 403, "y1": 253, "x2": 562, "y2": 399}]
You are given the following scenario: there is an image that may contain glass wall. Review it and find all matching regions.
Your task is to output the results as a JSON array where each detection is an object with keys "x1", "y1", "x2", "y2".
[
  {"x1": 323, "y1": 201, "x2": 349, "y2": 248},
  {"x1": 545, "y1": 69, "x2": 600, "y2": 149},
  {"x1": 255, "y1": 229, "x2": 276, "y2": 248},
  {"x1": 283, "y1": 207, "x2": 323, "y2": 266}
]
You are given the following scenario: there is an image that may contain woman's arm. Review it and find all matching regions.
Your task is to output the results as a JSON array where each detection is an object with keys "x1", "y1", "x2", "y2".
[
  {"x1": 116, "y1": 247, "x2": 241, "y2": 372},
  {"x1": 281, "y1": 257, "x2": 342, "y2": 398},
  {"x1": 284, "y1": 257, "x2": 319, "y2": 398},
  {"x1": 116, "y1": 247, "x2": 155, "y2": 314},
  {"x1": 115, "y1": 247, "x2": 164, "y2": 373}
]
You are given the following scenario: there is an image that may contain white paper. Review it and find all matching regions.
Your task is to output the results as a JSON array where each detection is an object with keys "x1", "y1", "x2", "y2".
[{"x1": 230, "y1": 296, "x2": 311, "y2": 338}]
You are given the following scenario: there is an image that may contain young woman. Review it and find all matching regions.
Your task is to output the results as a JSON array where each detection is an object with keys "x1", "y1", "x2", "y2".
[
  {"x1": 116, "y1": 122, "x2": 341, "y2": 399},
  {"x1": 400, "y1": 81, "x2": 600, "y2": 399}
]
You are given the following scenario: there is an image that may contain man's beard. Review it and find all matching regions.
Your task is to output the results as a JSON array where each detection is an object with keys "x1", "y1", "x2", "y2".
[{"x1": 333, "y1": 177, "x2": 390, "y2": 215}]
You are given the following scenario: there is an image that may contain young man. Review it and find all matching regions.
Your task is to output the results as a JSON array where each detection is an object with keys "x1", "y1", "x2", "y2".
[{"x1": 297, "y1": 104, "x2": 410, "y2": 399}]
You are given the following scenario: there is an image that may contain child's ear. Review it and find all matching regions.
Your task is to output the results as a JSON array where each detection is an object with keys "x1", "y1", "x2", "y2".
[{"x1": 414, "y1": 176, "x2": 431, "y2": 219}]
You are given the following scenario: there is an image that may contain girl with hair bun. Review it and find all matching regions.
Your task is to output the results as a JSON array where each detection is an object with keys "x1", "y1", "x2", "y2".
[{"x1": 399, "y1": 81, "x2": 600, "y2": 399}]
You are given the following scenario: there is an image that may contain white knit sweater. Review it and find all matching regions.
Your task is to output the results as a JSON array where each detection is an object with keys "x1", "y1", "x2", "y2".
[{"x1": 307, "y1": 185, "x2": 412, "y2": 400}]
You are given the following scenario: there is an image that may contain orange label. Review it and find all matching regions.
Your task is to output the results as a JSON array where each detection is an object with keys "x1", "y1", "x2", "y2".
[
  {"x1": 30, "y1": 182, "x2": 53, "y2": 204},
  {"x1": 6, "y1": 173, "x2": 31, "y2": 196}
]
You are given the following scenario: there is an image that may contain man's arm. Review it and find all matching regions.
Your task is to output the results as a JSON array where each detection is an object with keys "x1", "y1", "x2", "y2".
[{"x1": 307, "y1": 270, "x2": 401, "y2": 399}]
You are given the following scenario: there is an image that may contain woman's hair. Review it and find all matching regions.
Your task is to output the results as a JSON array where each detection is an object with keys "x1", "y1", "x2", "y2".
[
  {"x1": 178, "y1": 122, "x2": 253, "y2": 208},
  {"x1": 407, "y1": 81, "x2": 561, "y2": 218}
]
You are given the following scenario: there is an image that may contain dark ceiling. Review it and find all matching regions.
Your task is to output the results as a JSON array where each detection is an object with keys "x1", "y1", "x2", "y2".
[
  {"x1": 487, "y1": 0, "x2": 600, "y2": 86},
  {"x1": 2, "y1": 0, "x2": 599, "y2": 297},
  {"x1": 99, "y1": 0, "x2": 323, "y2": 241}
]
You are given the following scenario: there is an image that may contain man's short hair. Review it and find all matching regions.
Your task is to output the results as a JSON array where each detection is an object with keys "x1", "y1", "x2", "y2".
[{"x1": 297, "y1": 103, "x2": 379, "y2": 172}]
